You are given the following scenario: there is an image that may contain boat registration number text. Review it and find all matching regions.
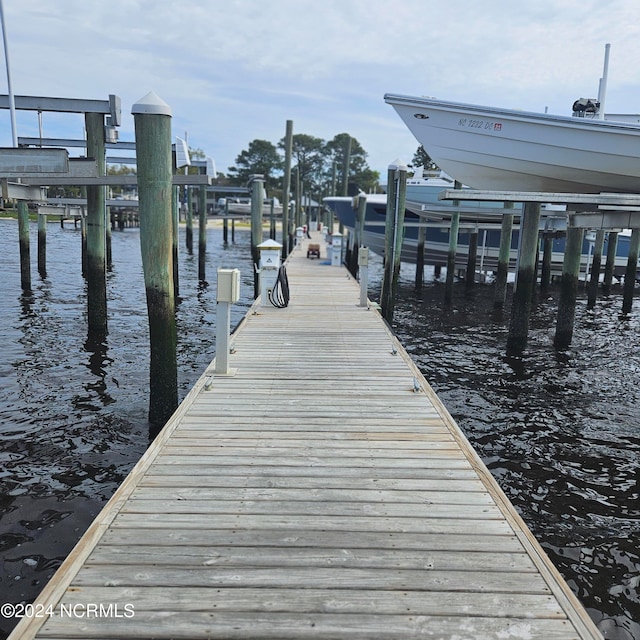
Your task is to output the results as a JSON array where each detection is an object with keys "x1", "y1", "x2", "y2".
[{"x1": 458, "y1": 118, "x2": 502, "y2": 131}]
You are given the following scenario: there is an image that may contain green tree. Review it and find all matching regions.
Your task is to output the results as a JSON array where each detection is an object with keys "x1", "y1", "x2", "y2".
[
  {"x1": 325, "y1": 133, "x2": 379, "y2": 193},
  {"x1": 277, "y1": 133, "x2": 327, "y2": 196},
  {"x1": 228, "y1": 139, "x2": 282, "y2": 190},
  {"x1": 411, "y1": 145, "x2": 439, "y2": 172}
]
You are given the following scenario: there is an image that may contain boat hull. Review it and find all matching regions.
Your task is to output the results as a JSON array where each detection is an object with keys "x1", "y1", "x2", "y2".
[
  {"x1": 324, "y1": 195, "x2": 632, "y2": 274},
  {"x1": 384, "y1": 94, "x2": 640, "y2": 193}
]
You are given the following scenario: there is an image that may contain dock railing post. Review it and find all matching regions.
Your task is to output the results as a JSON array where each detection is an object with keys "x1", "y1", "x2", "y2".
[
  {"x1": 507, "y1": 201, "x2": 541, "y2": 353},
  {"x1": 132, "y1": 91, "x2": 178, "y2": 426}
]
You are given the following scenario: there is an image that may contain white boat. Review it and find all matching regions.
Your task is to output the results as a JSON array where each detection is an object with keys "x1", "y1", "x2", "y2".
[
  {"x1": 325, "y1": 193, "x2": 567, "y2": 271},
  {"x1": 323, "y1": 190, "x2": 633, "y2": 275},
  {"x1": 384, "y1": 93, "x2": 640, "y2": 193}
]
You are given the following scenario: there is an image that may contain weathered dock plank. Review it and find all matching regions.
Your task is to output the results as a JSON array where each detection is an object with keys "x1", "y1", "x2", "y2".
[{"x1": 8, "y1": 235, "x2": 603, "y2": 640}]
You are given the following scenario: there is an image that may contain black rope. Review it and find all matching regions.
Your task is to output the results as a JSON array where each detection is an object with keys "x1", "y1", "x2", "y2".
[{"x1": 268, "y1": 265, "x2": 290, "y2": 308}]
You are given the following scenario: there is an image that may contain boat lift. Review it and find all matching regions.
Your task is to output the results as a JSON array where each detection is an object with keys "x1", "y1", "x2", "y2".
[{"x1": 438, "y1": 188, "x2": 640, "y2": 350}]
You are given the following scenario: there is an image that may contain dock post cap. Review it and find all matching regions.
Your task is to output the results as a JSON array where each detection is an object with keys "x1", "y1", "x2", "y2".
[
  {"x1": 388, "y1": 158, "x2": 408, "y2": 171},
  {"x1": 257, "y1": 239, "x2": 283, "y2": 250},
  {"x1": 131, "y1": 91, "x2": 172, "y2": 116}
]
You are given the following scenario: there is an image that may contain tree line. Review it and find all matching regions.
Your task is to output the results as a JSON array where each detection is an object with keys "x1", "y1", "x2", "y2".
[{"x1": 224, "y1": 132, "x2": 381, "y2": 197}]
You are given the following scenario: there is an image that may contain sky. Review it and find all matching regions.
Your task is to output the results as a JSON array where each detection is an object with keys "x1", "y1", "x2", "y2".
[{"x1": 1, "y1": 0, "x2": 640, "y2": 183}]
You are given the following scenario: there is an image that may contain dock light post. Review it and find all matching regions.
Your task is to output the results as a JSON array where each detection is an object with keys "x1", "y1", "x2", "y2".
[{"x1": 132, "y1": 91, "x2": 177, "y2": 426}]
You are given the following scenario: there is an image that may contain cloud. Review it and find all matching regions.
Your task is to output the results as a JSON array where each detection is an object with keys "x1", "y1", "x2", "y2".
[{"x1": 2, "y1": 0, "x2": 640, "y2": 177}]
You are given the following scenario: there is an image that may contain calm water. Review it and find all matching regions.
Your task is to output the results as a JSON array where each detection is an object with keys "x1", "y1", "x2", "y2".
[{"x1": 0, "y1": 220, "x2": 639, "y2": 638}]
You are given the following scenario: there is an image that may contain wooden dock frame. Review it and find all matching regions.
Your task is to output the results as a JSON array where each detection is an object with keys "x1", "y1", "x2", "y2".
[{"x1": 8, "y1": 232, "x2": 603, "y2": 640}]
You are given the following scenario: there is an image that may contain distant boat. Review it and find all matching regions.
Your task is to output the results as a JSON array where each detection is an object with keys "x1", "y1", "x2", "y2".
[
  {"x1": 218, "y1": 197, "x2": 282, "y2": 216},
  {"x1": 383, "y1": 93, "x2": 640, "y2": 193},
  {"x1": 323, "y1": 190, "x2": 632, "y2": 275}
]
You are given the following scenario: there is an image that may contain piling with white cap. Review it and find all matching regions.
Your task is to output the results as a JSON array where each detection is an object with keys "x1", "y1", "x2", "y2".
[
  {"x1": 380, "y1": 159, "x2": 408, "y2": 323},
  {"x1": 132, "y1": 91, "x2": 177, "y2": 425}
]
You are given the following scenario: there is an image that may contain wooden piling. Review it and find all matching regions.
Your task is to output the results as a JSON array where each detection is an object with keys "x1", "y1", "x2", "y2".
[
  {"x1": 444, "y1": 181, "x2": 463, "y2": 303},
  {"x1": 602, "y1": 231, "x2": 618, "y2": 295},
  {"x1": 493, "y1": 212, "x2": 513, "y2": 308},
  {"x1": 269, "y1": 198, "x2": 276, "y2": 240},
  {"x1": 198, "y1": 186, "x2": 206, "y2": 281},
  {"x1": 250, "y1": 176, "x2": 265, "y2": 299},
  {"x1": 186, "y1": 187, "x2": 193, "y2": 254},
  {"x1": 507, "y1": 202, "x2": 541, "y2": 353},
  {"x1": 587, "y1": 229, "x2": 605, "y2": 309},
  {"x1": 540, "y1": 233, "x2": 553, "y2": 290},
  {"x1": 281, "y1": 120, "x2": 293, "y2": 258},
  {"x1": 80, "y1": 212, "x2": 87, "y2": 278},
  {"x1": 465, "y1": 230, "x2": 478, "y2": 288},
  {"x1": 415, "y1": 224, "x2": 425, "y2": 290},
  {"x1": 351, "y1": 194, "x2": 366, "y2": 279},
  {"x1": 85, "y1": 112, "x2": 108, "y2": 334},
  {"x1": 172, "y1": 186, "x2": 180, "y2": 299},
  {"x1": 554, "y1": 227, "x2": 584, "y2": 349},
  {"x1": 339, "y1": 137, "x2": 352, "y2": 235},
  {"x1": 223, "y1": 217, "x2": 229, "y2": 244},
  {"x1": 444, "y1": 211, "x2": 460, "y2": 304},
  {"x1": 106, "y1": 206, "x2": 112, "y2": 269},
  {"x1": 18, "y1": 200, "x2": 31, "y2": 291},
  {"x1": 132, "y1": 91, "x2": 178, "y2": 426},
  {"x1": 380, "y1": 161, "x2": 407, "y2": 324},
  {"x1": 37, "y1": 213, "x2": 47, "y2": 278},
  {"x1": 622, "y1": 228, "x2": 640, "y2": 314}
]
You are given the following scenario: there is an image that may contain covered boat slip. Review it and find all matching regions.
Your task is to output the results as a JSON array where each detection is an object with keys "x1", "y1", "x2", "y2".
[{"x1": 10, "y1": 236, "x2": 602, "y2": 639}]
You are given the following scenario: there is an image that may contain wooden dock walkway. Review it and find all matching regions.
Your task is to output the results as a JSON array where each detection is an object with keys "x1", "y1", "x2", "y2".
[{"x1": 10, "y1": 234, "x2": 602, "y2": 639}]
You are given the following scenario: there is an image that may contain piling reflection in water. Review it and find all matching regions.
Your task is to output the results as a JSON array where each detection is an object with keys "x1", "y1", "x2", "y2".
[{"x1": 384, "y1": 259, "x2": 640, "y2": 640}]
